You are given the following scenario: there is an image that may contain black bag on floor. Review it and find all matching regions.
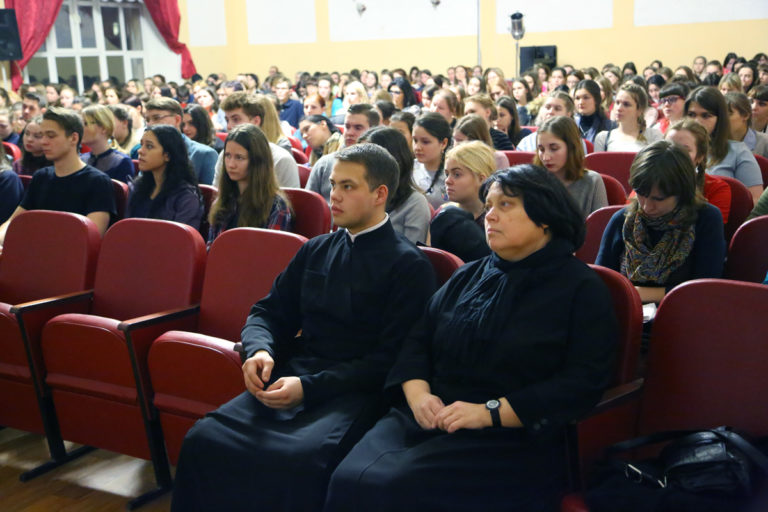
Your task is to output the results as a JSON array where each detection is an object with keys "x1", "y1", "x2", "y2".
[{"x1": 584, "y1": 426, "x2": 768, "y2": 512}]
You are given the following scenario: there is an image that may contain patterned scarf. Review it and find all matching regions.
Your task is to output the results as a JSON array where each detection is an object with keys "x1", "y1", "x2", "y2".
[{"x1": 620, "y1": 206, "x2": 696, "y2": 284}]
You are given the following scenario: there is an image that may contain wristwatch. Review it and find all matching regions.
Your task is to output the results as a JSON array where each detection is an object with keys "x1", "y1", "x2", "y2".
[{"x1": 485, "y1": 399, "x2": 501, "y2": 428}]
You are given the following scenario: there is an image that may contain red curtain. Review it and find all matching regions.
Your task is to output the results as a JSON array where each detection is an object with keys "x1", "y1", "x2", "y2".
[
  {"x1": 6, "y1": 0, "x2": 64, "y2": 91},
  {"x1": 143, "y1": 0, "x2": 197, "y2": 79}
]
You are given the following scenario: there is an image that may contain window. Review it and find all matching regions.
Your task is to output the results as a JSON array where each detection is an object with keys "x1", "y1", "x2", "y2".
[{"x1": 24, "y1": 0, "x2": 174, "y2": 93}]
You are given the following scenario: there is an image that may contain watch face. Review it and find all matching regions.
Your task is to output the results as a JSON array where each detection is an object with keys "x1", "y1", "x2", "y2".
[{"x1": 486, "y1": 399, "x2": 500, "y2": 409}]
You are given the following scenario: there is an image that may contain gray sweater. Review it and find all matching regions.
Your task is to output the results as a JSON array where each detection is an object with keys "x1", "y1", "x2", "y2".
[{"x1": 388, "y1": 191, "x2": 431, "y2": 244}]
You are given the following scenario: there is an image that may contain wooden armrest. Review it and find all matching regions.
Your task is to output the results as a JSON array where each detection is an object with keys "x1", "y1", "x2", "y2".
[
  {"x1": 117, "y1": 305, "x2": 200, "y2": 332},
  {"x1": 10, "y1": 290, "x2": 94, "y2": 314},
  {"x1": 587, "y1": 378, "x2": 644, "y2": 417},
  {"x1": 233, "y1": 342, "x2": 246, "y2": 364}
]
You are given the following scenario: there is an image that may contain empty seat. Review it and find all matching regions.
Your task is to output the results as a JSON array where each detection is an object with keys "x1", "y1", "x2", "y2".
[
  {"x1": 724, "y1": 216, "x2": 768, "y2": 283},
  {"x1": 720, "y1": 175, "x2": 754, "y2": 242},
  {"x1": 418, "y1": 246, "x2": 464, "y2": 285},
  {"x1": 584, "y1": 152, "x2": 637, "y2": 195},
  {"x1": 575, "y1": 206, "x2": 623, "y2": 265},
  {"x1": 502, "y1": 151, "x2": 535, "y2": 167},
  {"x1": 599, "y1": 173, "x2": 627, "y2": 206},
  {"x1": 283, "y1": 187, "x2": 331, "y2": 238}
]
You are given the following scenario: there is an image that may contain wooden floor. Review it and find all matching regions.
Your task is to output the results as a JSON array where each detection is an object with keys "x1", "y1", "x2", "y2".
[{"x1": 0, "y1": 428, "x2": 171, "y2": 511}]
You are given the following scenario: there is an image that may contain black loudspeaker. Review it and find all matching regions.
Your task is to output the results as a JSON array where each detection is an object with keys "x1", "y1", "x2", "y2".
[
  {"x1": 0, "y1": 9, "x2": 22, "y2": 61},
  {"x1": 520, "y1": 45, "x2": 557, "y2": 74}
]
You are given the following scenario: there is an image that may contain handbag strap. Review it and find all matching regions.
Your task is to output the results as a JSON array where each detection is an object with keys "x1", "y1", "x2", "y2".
[{"x1": 712, "y1": 429, "x2": 768, "y2": 475}]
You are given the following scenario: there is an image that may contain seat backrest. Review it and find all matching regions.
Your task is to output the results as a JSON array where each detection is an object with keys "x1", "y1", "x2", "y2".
[
  {"x1": 282, "y1": 187, "x2": 331, "y2": 238},
  {"x1": 216, "y1": 132, "x2": 227, "y2": 143},
  {"x1": 291, "y1": 147, "x2": 308, "y2": 165},
  {"x1": 720, "y1": 175, "x2": 754, "y2": 242},
  {"x1": 640, "y1": 279, "x2": 768, "y2": 437},
  {"x1": 112, "y1": 179, "x2": 129, "y2": 222},
  {"x1": 198, "y1": 228, "x2": 307, "y2": 340},
  {"x1": 132, "y1": 159, "x2": 140, "y2": 175},
  {"x1": 2, "y1": 141, "x2": 21, "y2": 161},
  {"x1": 0, "y1": 211, "x2": 101, "y2": 304},
  {"x1": 419, "y1": 246, "x2": 464, "y2": 286},
  {"x1": 599, "y1": 173, "x2": 627, "y2": 206},
  {"x1": 724, "y1": 216, "x2": 768, "y2": 283},
  {"x1": 287, "y1": 136, "x2": 303, "y2": 152},
  {"x1": 575, "y1": 205, "x2": 623, "y2": 265},
  {"x1": 584, "y1": 139, "x2": 594, "y2": 154},
  {"x1": 91, "y1": 218, "x2": 206, "y2": 320},
  {"x1": 754, "y1": 154, "x2": 768, "y2": 190},
  {"x1": 584, "y1": 152, "x2": 637, "y2": 195},
  {"x1": 503, "y1": 151, "x2": 535, "y2": 167},
  {"x1": 198, "y1": 184, "x2": 219, "y2": 239},
  {"x1": 297, "y1": 164, "x2": 311, "y2": 188},
  {"x1": 588, "y1": 265, "x2": 643, "y2": 385}
]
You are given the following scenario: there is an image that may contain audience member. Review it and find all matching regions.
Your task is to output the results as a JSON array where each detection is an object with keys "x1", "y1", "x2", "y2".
[
  {"x1": 412, "y1": 112, "x2": 452, "y2": 209},
  {"x1": 463, "y1": 94, "x2": 513, "y2": 150},
  {"x1": 274, "y1": 77, "x2": 303, "y2": 128},
  {"x1": 594, "y1": 83, "x2": 663, "y2": 151},
  {"x1": 725, "y1": 91, "x2": 768, "y2": 158},
  {"x1": 300, "y1": 115, "x2": 342, "y2": 166},
  {"x1": 183, "y1": 103, "x2": 224, "y2": 153},
  {"x1": 80, "y1": 104, "x2": 134, "y2": 183}
]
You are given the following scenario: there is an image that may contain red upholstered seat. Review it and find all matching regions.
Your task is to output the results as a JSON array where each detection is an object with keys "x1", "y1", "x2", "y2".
[
  {"x1": 719, "y1": 175, "x2": 754, "y2": 243},
  {"x1": 147, "y1": 228, "x2": 306, "y2": 464},
  {"x1": 599, "y1": 173, "x2": 627, "y2": 206},
  {"x1": 291, "y1": 147, "x2": 308, "y2": 164},
  {"x1": 502, "y1": 150, "x2": 535, "y2": 167},
  {"x1": 297, "y1": 164, "x2": 311, "y2": 188},
  {"x1": 112, "y1": 179, "x2": 130, "y2": 223},
  {"x1": 39, "y1": 218, "x2": 206, "y2": 503},
  {"x1": 418, "y1": 246, "x2": 464, "y2": 285},
  {"x1": 584, "y1": 152, "x2": 637, "y2": 195},
  {"x1": 575, "y1": 205, "x2": 623, "y2": 265},
  {"x1": 198, "y1": 184, "x2": 219, "y2": 239},
  {"x1": 754, "y1": 154, "x2": 768, "y2": 190},
  {"x1": 283, "y1": 187, "x2": 331, "y2": 238},
  {"x1": 2, "y1": 141, "x2": 21, "y2": 161},
  {"x1": 724, "y1": 216, "x2": 768, "y2": 283}
]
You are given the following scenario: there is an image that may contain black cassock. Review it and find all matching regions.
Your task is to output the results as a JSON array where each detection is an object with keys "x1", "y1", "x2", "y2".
[
  {"x1": 325, "y1": 238, "x2": 618, "y2": 512},
  {"x1": 171, "y1": 222, "x2": 437, "y2": 511}
]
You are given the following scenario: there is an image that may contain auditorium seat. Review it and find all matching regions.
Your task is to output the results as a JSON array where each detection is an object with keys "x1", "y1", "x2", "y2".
[
  {"x1": 503, "y1": 150, "x2": 535, "y2": 167},
  {"x1": 147, "y1": 228, "x2": 307, "y2": 465},
  {"x1": 198, "y1": 184, "x2": 219, "y2": 239},
  {"x1": 575, "y1": 206, "x2": 623, "y2": 265},
  {"x1": 723, "y1": 216, "x2": 768, "y2": 283},
  {"x1": 291, "y1": 147, "x2": 308, "y2": 165},
  {"x1": 40, "y1": 218, "x2": 206, "y2": 507},
  {"x1": 584, "y1": 152, "x2": 637, "y2": 195},
  {"x1": 112, "y1": 179, "x2": 130, "y2": 223},
  {"x1": 599, "y1": 173, "x2": 627, "y2": 206},
  {"x1": 2, "y1": 141, "x2": 21, "y2": 161},
  {"x1": 720, "y1": 176, "x2": 754, "y2": 242},
  {"x1": 298, "y1": 164, "x2": 311, "y2": 188},
  {"x1": 283, "y1": 187, "x2": 331, "y2": 238},
  {"x1": 418, "y1": 246, "x2": 464, "y2": 285}
]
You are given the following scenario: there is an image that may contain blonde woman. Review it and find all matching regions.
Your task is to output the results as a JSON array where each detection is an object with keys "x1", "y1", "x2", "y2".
[
  {"x1": 429, "y1": 140, "x2": 496, "y2": 261},
  {"x1": 334, "y1": 81, "x2": 369, "y2": 119},
  {"x1": 253, "y1": 94, "x2": 292, "y2": 152},
  {"x1": 81, "y1": 104, "x2": 134, "y2": 182},
  {"x1": 594, "y1": 83, "x2": 663, "y2": 152}
]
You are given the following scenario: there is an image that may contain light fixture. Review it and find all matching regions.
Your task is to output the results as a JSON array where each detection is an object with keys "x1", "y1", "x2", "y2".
[
  {"x1": 509, "y1": 12, "x2": 525, "y2": 76},
  {"x1": 355, "y1": 1, "x2": 366, "y2": 16},
  {"x1": 431, "y1": 0, "x2": 441, "y2": 7}
]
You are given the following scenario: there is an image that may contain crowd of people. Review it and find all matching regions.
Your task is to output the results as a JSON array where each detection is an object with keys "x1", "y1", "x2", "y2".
[{"x1": 1, "y1": 49, "x2": 768, "y2": 511}]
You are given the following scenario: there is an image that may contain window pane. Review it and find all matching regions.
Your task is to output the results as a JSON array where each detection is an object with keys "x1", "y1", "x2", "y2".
[
  {"x1": 79, "y1": 6, "x2": 96, "y2": 48},
  {"x1": 101, "y1": 7, "x2": 122, "y2": 51},
  {"x1": 124, "y1": 9, "x2": 143, "y2": 51},
  {"x1": 131, "y1": 58, "x2": 145, "y2": 81},
  {"x1": 82, "y1": 56, "x2": 101, "y2": 92},
  {"x1": 56, "y1": 57, "x2": 77, "y2": 89},
  {"x1": 107, "y1": 56, "x2": 125, "y2": 86},
  {"x1": 27, "y1": 57, "x2": 50, "y2": 85},
  {"x1": 54, "y1": 5, "x2": 73, "y2": 49}
]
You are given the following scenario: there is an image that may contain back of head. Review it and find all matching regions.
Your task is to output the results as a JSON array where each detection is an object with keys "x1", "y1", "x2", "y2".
[
  {"x1": 483, "y1": 164, "x2": 586, "y2": 248},
  {"x1": 335, "y1": 142, "x2": 399, "y2": 199},
  {"x1": 455, "y1": 114, "x2": 493, "y2": 146}
]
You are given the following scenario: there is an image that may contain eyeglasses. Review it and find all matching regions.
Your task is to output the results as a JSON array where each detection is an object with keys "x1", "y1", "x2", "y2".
[
  {"x1": 390, "y1": 89, "x2": 402, "y2": 95},
  {"x1": 145, "y1": 113, "x2": 175, "y2": 124},
  {"x1": 659, "y1": 96, "x2": 682, "y2": 105}
]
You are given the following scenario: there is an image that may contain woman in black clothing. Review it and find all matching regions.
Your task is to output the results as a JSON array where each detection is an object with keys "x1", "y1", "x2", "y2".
[
  {"x1": 325, "y1": 165, "x2": 617, "y2": 512},
  {"x1": 573, "y1": 80, "x2": 615, "y2": 144},
  {"x1": 183, "y1": 104, "x2": 223, "y2": 153},
  {"x1": 12, "y1": 116, "x2": 51, "y2": 175}
]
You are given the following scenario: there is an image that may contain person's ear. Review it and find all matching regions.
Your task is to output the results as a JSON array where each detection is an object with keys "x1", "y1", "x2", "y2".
[{"x1": 374, "y1": 184, "x2": 388, "y2": 206}]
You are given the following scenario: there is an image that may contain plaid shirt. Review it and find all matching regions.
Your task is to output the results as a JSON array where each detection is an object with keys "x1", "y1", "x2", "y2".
[{"x1": 208, "y1": 194, "x2": 293, "y2": 244}]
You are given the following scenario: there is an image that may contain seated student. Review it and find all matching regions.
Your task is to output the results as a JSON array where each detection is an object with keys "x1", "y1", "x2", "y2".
[
  {"x1": 325, "y1": 165, "x2": 617, "y2": 512},
  {"x1": 750, "y1": 85, "x2": 768, "y2": 134},
  {"x1": 685, "y1": 86, "x2": 763, "y2": 204},
  {"x1": 253, "y1": 94, "x2": 293, "y2": 152},
  {"x1": 510, "y1": 78, "x2": 533, "y2": 125},
  {"x1": 306, "y1": 104, "x2": 379, "y2": 202},
  {"x1": 430, "y1": 140, "x2": 495, "y2": 262},
  {"x1": 452, "y1": 114, "x2": 509, "y2": 170},
  {"x1": 463, "y1": 94, "x2": 514, "y2": 150},
  {"x1": 332, "y1": 80, "x2": 370, "y2": 120},
  {"x1": 171, "y1": 144, "x2": 437, "y2": 512},
  {"x1": 127, "y1": 125, "x2": 203, "y2": 229},
  {"x1": 299, "y1": 115, "x2": 342, "y2": 166},
  {"x1": 109, "y1": 104, "x2": 142, "y2": 156},
  {"x1": 495, "y1": 95, "x2": 532, "y2": 147},
  {"x1": 183, "y1": 104, "x2": 224, "y2": 153},
  {"x1": 594, "y1": 83, "x2": 663, "y2": 152},
  {"x1": 0, "y1": 107, "x2": 20, "y2": 147},
  {"x1": 358, "y1": 126, "x2": 430, "y2": 244},
  {"x1": 596, "y1": 141, "x2": 725, "y2": 304},
  {"x1": 724, "y1": 91, "x2": 768, "y2": 158},
  {"x1": 143, "y1": 97, "x2": 218, "y2": 185},
  {"x1": 534, "y1": 116, "x2": 608, "y2": 217},
  {"x1": 388, "y1": 77, "x2": 421, "y2": 116},
  {"x1": 209, "y1": 124, "x2": 292, "y2": 242},
  {"x1": 665, "y1": 119, "x2": 731, "y2": 223},
  {"x1": 274, "y1": 76, "x2": 304, "y2": 129},
  {"x1": 212, "y1": 92, "x2": 299, "y2": 188},
  {"x1": 12, "y1": 115, "x2": 52, "y2": 175},
  {"x1": 0, "y1": 107, "x2": 116, "y2": 246},
  {"x1": 0, "y1": 143, "x2": 23, "y2": 224},
  {"x1": 516, "y1": 90, "x2": 586, "y2": 152},
  {"x1": 412, "y1": 112, "x2": 452, "y2": 209},
  {"x1": 428, "y1": 89, "x2": 462, "y2": 128},
  {"x1": 573, "y1": 80, "x2": 615, "y2": 144},
  {"x1": 390, "y1": 111, "x2": 415, "y2": 153},
  {"x1": 652, "y1": 82, "x2": 690, "y2": 135},
  {"x1": 80, "y1": 104, "x2": 134, "y2": 183}
]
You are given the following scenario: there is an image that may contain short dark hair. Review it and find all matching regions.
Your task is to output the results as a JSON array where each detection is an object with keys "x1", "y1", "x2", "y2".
[
  {"x1": 145, "y1": 97, "x2": 182, "y2": 116},
  {"x1": 374, "y1": 100, "x2": 396, "y2": 123},
  {"x1": 220, "y1": 91, "x2": 265, "y2": 119},
  {"x1": 348, "y1": 103, "x2": 380, "y2": 126},
  {"x1": 43, "y1": 106, "x2": 83, "y2": 150},
  {"x1": 358, "y1": 126, "x2": 414, "y2": 210},
  {"x1": 482, "y1": 164, "x2": 586, "y2": 249},
  {"x1": 334, "y1": 143, "x2": 399, "y2": 199},
  {"x1": 658, "y1": 82, "x2": 690, "y2": 100},
  {"x1": 25, "y1": 91, "x2": 47, "y2": 108},
  {"x1": 390, "y1": 111, "x2": 415, "y2": 131}
]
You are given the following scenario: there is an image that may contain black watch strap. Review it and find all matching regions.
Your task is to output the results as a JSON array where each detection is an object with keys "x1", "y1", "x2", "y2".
[{"x1": 486, "y1": 399, "x2": 501, "y2": 427}]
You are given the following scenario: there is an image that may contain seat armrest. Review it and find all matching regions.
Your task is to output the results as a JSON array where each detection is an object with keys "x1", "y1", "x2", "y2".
[
  {"x1": 117, "y1": 305, "x2": 200, "y2": 332},
  {"x1": 10, "y1": 290, "x2": 94, "y2": 314},
  {"x1": 587, "y1": 378, "x2": 644, "y2": 417},
  {"x1": 234, "y1": 342, "x2": 246, "y2": 364}
]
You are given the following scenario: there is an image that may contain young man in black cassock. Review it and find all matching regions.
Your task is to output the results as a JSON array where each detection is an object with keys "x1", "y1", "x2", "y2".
[{"x1": 171, "y1": 143, "x2": 437, "y2": 511}]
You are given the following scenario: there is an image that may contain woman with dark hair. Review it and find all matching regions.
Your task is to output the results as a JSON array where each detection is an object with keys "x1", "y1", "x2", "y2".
[
  {"x1": 596, "y1": 140, "x2": 725, "y2": 304},
  {"x1": 358, "y1": 127, "x2": 430, "y2": 244},
  {"x1": 208, "y1": 124, "x2": 292, "y2": 243},
  {"x1": 723, "y1": 52, "x2": 739, "y2": 73},
  {"x1": 622, "y1": 62, "x2": 638, "y2": 76},
  {"x1": 738, "y1": 61, "x2": 758, "y2": 93},
  {"x1": 183, "y1": 104, "x2": 223, "y2": 153},
  {"x1": 653, "y1": 82, "x2": 689, "y2": 134},
  {"x1": 428, "y1": 89, "x2": 461, "y2": 128},
  {"x1": 750, "y1": 85, "x2": 768, "y2": 133},
  {"x1": 464, "y1": 94, "x2": 513, "y2": 150},
  {"x1": 573, "y1": 80, "x2": 615, "y2": 144},
  {"x1": 685, "y1": 86, "x2": 763, "y2": 203},
  {"x1": 725, "y1": 91, "x2": 768, "y2": 158},
  {"x1": 364, "y1": 70, "x2": 379, "y2": 98},
  {"x1": 127, "y1": 125, "x2": 204, "y2": 229},
  {"x1": 195, "y1": 86, "x2": 223, "y2": 132},
  {"x1": 388, "y1": 77, "x2": 420, "y2": 115},
  {"x1": 412, "y1": 112, "x2": 452, "y2": 209},
  {"x1": 299, "y1": 115, "x2": 342, "y2": 166},
  {"x1": 12, "y1": 116, "x2": 51, "y2": 175},
  {"x1": 453, "y1": 114, "x2": 509, "y2": 170},
  {"x1": 325, "y1": 164, "x2": 617, "y2": 512},
  {"x1": 534, "y1": 116, "x2": 607, "y2": 217},
  {"x1": 466, "y1": 75, "x2": 486, "y2": 97},
  {"x1": 495, "y1": 95, "x2": 531, "y2": 147},
  {"x1": 646, "y1": 75, "x2": 666, "y2": 106},
  {"x1": 390, "y1": 111, "x2": 416, "y2": 152},
  {"x1": 511, "y1": 79, "x2": 533, "y2": 125}
]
